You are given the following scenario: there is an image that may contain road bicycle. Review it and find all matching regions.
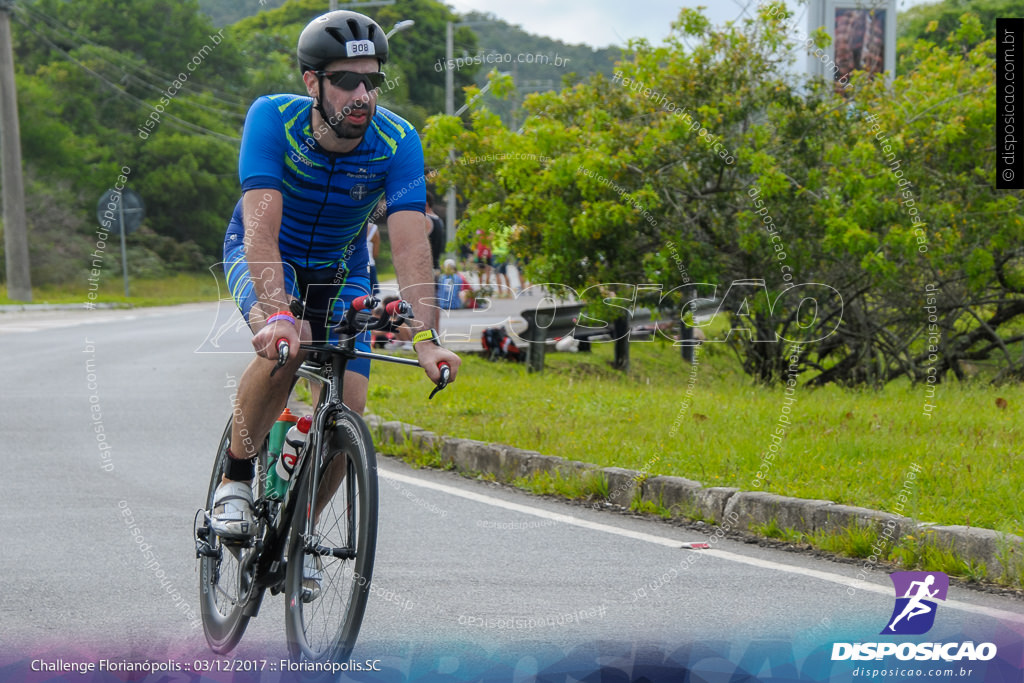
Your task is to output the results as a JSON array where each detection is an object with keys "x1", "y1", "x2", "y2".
[{"x1": 194, "y1": 295, "x2": 449, "y2": 662}]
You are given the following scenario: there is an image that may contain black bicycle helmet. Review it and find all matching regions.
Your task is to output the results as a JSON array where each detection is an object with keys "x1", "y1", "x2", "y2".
[{"x1": 297, "y1": 10, "x2": 389, "y2": 74}]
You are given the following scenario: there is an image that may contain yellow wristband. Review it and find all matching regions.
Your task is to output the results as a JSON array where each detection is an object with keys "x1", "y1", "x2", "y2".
[{"x1": 413, "y1": 329, "x2": 441, "y2": 347}]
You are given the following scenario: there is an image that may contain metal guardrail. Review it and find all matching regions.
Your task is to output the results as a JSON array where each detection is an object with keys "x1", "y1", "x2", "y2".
[{"x1": 515, "y1": 299, "x2": 721, "y2": 371}]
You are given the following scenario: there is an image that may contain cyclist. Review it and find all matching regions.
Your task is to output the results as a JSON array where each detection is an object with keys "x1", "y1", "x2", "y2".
[{"x1": 211, "y1": 10, "x2": 460, "y2": 545}]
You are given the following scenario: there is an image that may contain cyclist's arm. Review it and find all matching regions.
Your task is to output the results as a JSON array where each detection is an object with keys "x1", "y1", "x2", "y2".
[
  {"x1": 242, "y1": 189, "x2": 287, "y2": 327},
  {"x1": 242, "y1": 189, "x2": 301, "y2": 358},
  {"x1": 389, "y1": 209, "x2": 439, "y2": 331},
  {"x1": 390, "y1": 209, "x2": 461, "y2": 382}
]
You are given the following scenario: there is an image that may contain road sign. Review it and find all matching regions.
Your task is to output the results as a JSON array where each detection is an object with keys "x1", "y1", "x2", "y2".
[
  {"x1": 95, "y1": 187, "x2": 144, "y2": 297},
  {"x1": 96, "y1": 187, "x2": 145, "y2": 235}
]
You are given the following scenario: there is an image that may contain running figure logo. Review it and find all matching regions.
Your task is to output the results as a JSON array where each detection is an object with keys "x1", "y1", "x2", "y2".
[{"x1": 881, "y1": 571, "x2": 949, "y2": 635}]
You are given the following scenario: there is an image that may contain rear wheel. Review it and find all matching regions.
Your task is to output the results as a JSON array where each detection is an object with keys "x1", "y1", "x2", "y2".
[
  {"x1": 198, "y1": 417, "x2": 266, "y2": 654},
  {"x1": 285, "y1": 409, "x2": 378, "y2": 662}
]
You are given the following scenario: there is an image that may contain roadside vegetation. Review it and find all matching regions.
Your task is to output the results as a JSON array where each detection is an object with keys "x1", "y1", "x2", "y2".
[
  {"x1": 368, "y1": 339, "x2": 1024, "y2": 540},
  {"x1": 0, "y1": 272, "x2": 223, "y2": 308}
]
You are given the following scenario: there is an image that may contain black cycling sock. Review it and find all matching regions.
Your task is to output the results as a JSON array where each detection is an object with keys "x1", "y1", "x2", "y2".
[{"x1": 223, "y1": 450, "x2": 256, "y2": 482}]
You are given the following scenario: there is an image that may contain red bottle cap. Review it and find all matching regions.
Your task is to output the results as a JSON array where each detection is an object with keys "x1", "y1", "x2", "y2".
[{"x1": 297, "y1": 416, "x2": 313, "y2": 434}]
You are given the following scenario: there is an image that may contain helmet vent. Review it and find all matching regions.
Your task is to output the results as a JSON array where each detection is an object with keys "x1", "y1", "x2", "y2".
[
  {"x1": 326, "y1": 26, "x2": 349, "y2": 45},
  {"x1": 347, "y1": 18, "x2": 362, "y2": 38}
]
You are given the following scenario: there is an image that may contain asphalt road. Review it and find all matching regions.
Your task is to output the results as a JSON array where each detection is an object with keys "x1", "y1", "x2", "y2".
[{"x1": 1, "y1": 303, "x2": 1021, "y2": 681}]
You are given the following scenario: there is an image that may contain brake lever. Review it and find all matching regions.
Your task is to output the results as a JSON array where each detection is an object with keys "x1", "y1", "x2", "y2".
[
  {"x1": 429, "y1": 362, "x2": 451, "y2": 400},
  {"x1": 270, "y1": 338, "x2": 289, "y2": 377}
]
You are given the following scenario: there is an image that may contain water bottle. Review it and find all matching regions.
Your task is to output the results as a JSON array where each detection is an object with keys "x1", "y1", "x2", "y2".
[
  {"x1": 276, "y1": 415, "x2": 312, "y2": 485},
  {"x1": 266, "y1": 409, "x2": 298, "y2": 500}
]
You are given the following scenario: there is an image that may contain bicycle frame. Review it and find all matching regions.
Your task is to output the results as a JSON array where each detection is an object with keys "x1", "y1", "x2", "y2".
[
  {"x1": 198, "y1": 294, "x2": 450, "y2": 659},
  {"x1": 240, "y1": 299, "x2": 426, "y2": 611},
  {"x1": 289, "y1": 344, "x2": 418, "y2": 558}
]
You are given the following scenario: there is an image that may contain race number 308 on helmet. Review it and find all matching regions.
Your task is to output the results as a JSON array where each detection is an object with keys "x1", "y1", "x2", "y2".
[{"x1": 296, "y1": 10, "x2": 390, "y2": 74}]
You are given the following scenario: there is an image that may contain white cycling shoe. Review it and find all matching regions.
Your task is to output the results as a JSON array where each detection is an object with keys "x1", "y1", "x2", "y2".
[
  {"x1": 303, "y1": 553, "x2": 323, "y2": 602},
  {"x1": 209, "y1": 480, "x2": 256, "y2": 540}
]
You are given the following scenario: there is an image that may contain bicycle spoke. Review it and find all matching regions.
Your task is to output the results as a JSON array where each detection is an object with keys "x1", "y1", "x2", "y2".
[
  {"x1": 286, "y1": 413, "x2": 377, "y2": 663},
  {"x1": 302, "y1": 457, "x2": 358, "y2": 652}
]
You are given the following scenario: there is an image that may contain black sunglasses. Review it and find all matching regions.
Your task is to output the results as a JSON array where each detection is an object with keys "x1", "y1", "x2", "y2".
[{"x1": 315, "y1": 70, "x2": 386, "y2": 91}]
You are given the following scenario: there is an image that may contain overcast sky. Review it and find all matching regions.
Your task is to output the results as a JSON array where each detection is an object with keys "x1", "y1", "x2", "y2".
[{"x1": 443, "y1": 0, "x2": 941, "y2": 49}]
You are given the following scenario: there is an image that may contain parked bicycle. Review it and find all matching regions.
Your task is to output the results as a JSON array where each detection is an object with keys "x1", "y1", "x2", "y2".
[{"x1": 195, "y1": 295, "x2": 449, "y2": 662}]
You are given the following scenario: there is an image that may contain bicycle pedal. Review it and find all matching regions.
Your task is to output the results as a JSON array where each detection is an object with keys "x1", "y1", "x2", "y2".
[
  {"x1": 195, "y1": 540, "x2": 220, "y2": 559},
  {"x1": 193, "y1": 509, "x2": 216, "y2": 554}
]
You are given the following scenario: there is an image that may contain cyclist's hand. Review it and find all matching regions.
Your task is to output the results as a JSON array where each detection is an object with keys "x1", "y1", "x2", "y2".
[
  {"x1": 253, "y1": 318, "x2": 309, "y2": 360},
  {"x1": 415, "y1": 343, "x2": 461, "y2": 384}
]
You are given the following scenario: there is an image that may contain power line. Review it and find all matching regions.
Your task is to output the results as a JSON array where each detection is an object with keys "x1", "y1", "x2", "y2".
[
  {"x1": 14, "y1": 2, "x2": 252, "y2": 111},
  {"x1": 12, "y1": 12, "x2": 240, "y2": 144},
  {"x1": 16, "y1": 1, "x2": 251, "y2": 107},
  {"x1": 15, "y1": 2, "x2": 251, "y2": 120}
]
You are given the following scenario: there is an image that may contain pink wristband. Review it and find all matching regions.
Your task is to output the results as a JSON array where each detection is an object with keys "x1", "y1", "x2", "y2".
[{"x1": 267, "y1": 312, "x2": 296, "y2": 326}]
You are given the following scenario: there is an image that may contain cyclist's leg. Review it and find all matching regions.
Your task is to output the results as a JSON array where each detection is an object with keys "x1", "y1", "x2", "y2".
[
  {"x1": 301, "y1": 270, "x2": 372, "y2": 415},
  {"x1": 223, "y1": 245, "x2": 307, "y2": 477},
  {"x1": 212, "y1": 248, "x2": 307, "y2": 536},
  {"x1": 337, "y1": 279, "x2": 372, "y2": 415}
]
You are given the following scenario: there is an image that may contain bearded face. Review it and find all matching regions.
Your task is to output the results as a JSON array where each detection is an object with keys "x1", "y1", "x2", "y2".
[{"x1": 305, "y1": 57, "x2": 380, "y2": 141}]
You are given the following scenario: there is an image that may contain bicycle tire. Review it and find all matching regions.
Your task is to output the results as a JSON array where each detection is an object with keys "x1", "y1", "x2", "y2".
[
  {"x1": 198, "y1": 417, "x2": 266, "y2": 654},
  {"x1": 284, "y1": 409, "x2": 378, "y2": 663}
]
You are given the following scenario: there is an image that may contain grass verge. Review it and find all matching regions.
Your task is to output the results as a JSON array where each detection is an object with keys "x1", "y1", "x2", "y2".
[
  {"x1": 750, "y1": 520, "x2": 997, "y2": 585},
  {"x1": 367, "y1": 338, "x2": 1024, "y2": 539},
  {"x1": 0, "y1": 271, "x2": 223, "y2": 308}
]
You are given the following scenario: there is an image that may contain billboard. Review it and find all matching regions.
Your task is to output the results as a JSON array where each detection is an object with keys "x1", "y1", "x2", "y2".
[{"x1": 807, "y1": 0, "x2": 896, "y2": 88}]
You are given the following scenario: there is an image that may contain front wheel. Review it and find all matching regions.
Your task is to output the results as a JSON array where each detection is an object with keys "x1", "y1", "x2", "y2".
[
  {"x1": 285, "y1": 409, "x2": 378, "y2": 663},
  {"x1": 198, "y1": 417, "x2": 266, "y2": 654}
]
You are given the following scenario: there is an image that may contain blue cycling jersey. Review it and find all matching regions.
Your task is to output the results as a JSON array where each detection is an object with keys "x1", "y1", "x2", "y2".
[{"x1": 224, "y1": 93, "x2": 426, "y2": 274}]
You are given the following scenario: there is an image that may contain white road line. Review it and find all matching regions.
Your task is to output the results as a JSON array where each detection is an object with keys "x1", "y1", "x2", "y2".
[
  {"x1": 0, "y1": 327, "x2": 47, "y2": 333},
  {"x1": 0, "y1": 312, "x2": 147, "y2": 334},
  {"x1": 0, "y1": 316, "x2": 117, "y2": 333},
  {"x1": 379, "y1": 468, "x2": 1024, "y2": 625}
]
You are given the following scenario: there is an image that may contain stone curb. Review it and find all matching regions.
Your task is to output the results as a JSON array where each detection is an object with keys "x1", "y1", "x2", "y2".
[{"x1": 366, "y1": 415, "x2": 1023, "y2": 581}]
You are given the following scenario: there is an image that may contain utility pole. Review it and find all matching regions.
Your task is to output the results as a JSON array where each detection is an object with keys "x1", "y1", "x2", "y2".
[
  {"x1": 0, "y1": 0, "x2": 32, "y2": 301},
  {"x1": 444, "y1": 21, "x2": 456, "y2": 250},
  {"x1": 442, "y1": 18, "x2": 498, "y2": 251}
]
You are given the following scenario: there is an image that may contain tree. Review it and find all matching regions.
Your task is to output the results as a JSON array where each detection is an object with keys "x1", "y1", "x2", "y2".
[
  {"x1": 424, "y1": 7, "x2": 808, "y2": 372},
  {"x1": 457, "y1": 11, "x2": 620, "y2": 127},
  {"x1": 423, "y1": 5, "x2": 1024, "y2": 385},
  {"x1": 228, "y1": 0, "x2": 481, "y2": 127},
  {"x1": 199, "y1": 0, "x2": 288, "y2": 27},
  {"x1": 17, "y1": 0, "x2": 245, "y2": 83},
  {"x1": 898, "y1": 0, "x2": 1024, "y2": 50},
  {"x1": 133, "y1": 134, "x2": 239, "y2": 258},
  {"x1": 9, "y1": 0, "x2": 247, "y2": 276}
]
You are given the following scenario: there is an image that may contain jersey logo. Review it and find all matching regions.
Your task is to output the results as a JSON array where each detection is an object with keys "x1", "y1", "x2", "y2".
[
  {"x1": 290, "y1": 151, "x2": 314, "y2": 168},
  {"x1": 350, "y1": 184, "x2": 370, "y2": 200}
]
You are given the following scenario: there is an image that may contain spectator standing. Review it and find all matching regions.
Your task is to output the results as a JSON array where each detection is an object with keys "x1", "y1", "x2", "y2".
[
  {"x1": 474, "y1": 229, "x2": 494, "y2": 286},
  {"x1": 492, "y1": 229, "x2": 511, "y2": 297},
  {"x1": 437, "y1": 258, "x2": 470, "y2": 309},
  {"x1": 425, "y1": 191, "x2": 445, "y2": 273},
  {"x1": 510, "y1": 223, "x2": 532, "y2": 293},
  {"x1": 366, "y1": 220, "x2": 380, "y2": 295}
]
